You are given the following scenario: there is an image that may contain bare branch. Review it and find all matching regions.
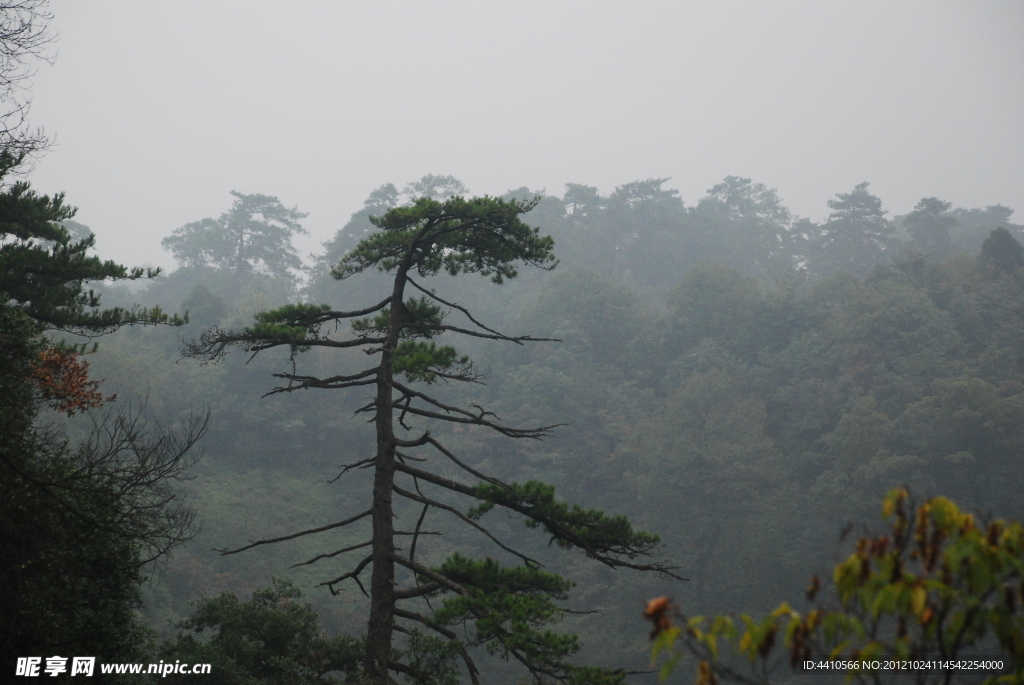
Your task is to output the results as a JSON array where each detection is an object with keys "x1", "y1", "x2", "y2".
[
  {"x1": 264, "y1": 377, "x2": 377, "y2": 397},
  {"x1": 328, "y1": 457, "x2": 377, "y2": 483},
  {"x1": 267, "y1": 365, "x2": 380, "y2": 395},
  {"x1": 439, "y1": 324, "x2": 559, "y2": 345},
  {"x1": 215, "y1": 509, "x2": 372, "y2": 556},
  {"x1": 393, "y1": 450, "x2": 427, "y2": 463},
  {"x1": 393, "y1": 431, "x2": 432, "y2": 448},
  {"x1": 320, "y1": 553, "x2": 375, "y2": 596},
  {"x1": 11, "y1": 401, "x2": 208, "y2": 568},
  {"x1": 406, "y1": 276, "x2": 512, "y2": 339},
  {"x1": 392, "y1": 381, "x2": 492, "y2": 421},
  {"x1": 409, "y1": 503, "x2": 429, "y2": 564},
  {"x1": 393, "y1": 582, "x2": 440, "y2": 600},
  {"x1": 425, "y1": 436, "x2": 511, "y2": 490},
  {"x1": 289, "y1": 540, "x2": 373, "y2": 569},
  {"x1": 396, "y1": 402, "x2": 561, "y2": 438}
]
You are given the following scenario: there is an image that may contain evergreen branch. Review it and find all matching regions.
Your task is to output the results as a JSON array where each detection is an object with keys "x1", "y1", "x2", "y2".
[
  {"x1": 215, "y1": 509, "x2": 372, "y2": 556},
  {"x1": 393, "y1": 483, "x2": 542, "y2": 568},
  {"x1": 390, "y1": 554, "x2": 469, "y2": 596},
  {"x1": 392, "y1": 607, "x2": 481, "y2": 685},
  {"x1": 392, "y1": 462, "x2": 685, "y2": 577},
  {"x1": 183, "y1": 325, "x2": 384, "y2": 363},
  {"x1": 296, "y1": 297, "x2": 393, "y2": 323}
]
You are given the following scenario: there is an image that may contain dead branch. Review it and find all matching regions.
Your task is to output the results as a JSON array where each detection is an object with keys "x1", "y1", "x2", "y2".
[{"x1": 215, "y1": 509, "x2": 371, "y2": 556}]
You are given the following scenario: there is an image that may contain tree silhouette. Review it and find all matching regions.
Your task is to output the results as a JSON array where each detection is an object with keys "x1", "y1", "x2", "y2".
[{"x1": 162, "y1": 191, "x2": 308, "y2": 282}]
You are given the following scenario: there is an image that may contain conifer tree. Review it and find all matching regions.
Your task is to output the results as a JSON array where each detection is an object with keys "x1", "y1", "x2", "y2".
[
  {"x1": 162, "y1": 190, "x2": 308, "y2": 281},
  {"x1": 0, "y1": 147, "x2": 200, "y2": 664},
  {"x1": 186, "y1": 194, "x2": 681, "y2": 684}
]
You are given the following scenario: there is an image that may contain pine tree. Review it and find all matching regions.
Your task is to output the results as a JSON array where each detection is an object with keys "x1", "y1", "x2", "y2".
[
  {"x1": 809, "y1": 182, "x2": 894, "y2": 278},
  {"x1": 0, "y1": 148, "x2": 200, "y2": 664},
  {"x1": 186, "y1": 194, "x2": 681, "y2": 684},
  {"x1": 162, "y1": 190, "x2": 308, "y2": 281}
]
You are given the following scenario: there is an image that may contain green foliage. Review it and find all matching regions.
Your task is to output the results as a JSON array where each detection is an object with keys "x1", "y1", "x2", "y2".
[
  {"x1": 334, "y1": 195, "x2": 557, "y2": 283},
  {"x1": 180, "y1": 186, "x2": 676, "y2": 684},
  {"x1": 0, "y1": 151, "x2": 179, "y2": 332},
  {"x1": 469, "y1": 480, "x2": 660, "y2": 558},
  {"x1": 650, "y1": 488, "x2": 1024, "y2": 684},
  {"x1": 351, "y1": 298, "x2": 445, "y2": 340},
  {"x1": 0, "y1": 141, "x2": 190, "y2": 668},
  {"x1": 162, "y1": 578, "x2": 363, "y2": 684},
  {"x1": 426, "y1": 555, "x2": 625, "y2": 685},
  {"x1": 141, "y1": 176, "x2": 1024, "y2": 681},
  {"x1": 392, "y1": 629, "x2": 461, "y2": 685},
  {"x1": 667, "y1": 263, "x2": 764, "y2": 359},
  {"x1": 1, "y1": 439, "x2": 155, "y2": 665},
  {"x1": 245, "y1": 303, "x2": 335, "y2": 342},
  {"x1": 904, "y1": 197, "x2": 956, "y2": 258},
  {"x1": 809, "y1": 181, "x2": 894, "y2": 278},
  {"x1": 981, "y1": 227, "x2": 1024, "y2": 273},
  {"x1": 181, "y1": 284, "x2": 228, "y2": 327},
  {"x1": 523, "y1": 268, "x2": 644, "y2": 365},
  {"x1": 162, "y1": 191, "x2": 308, "y2": 281},
  {"x1": 949, "y1": 205, "x2": 1020, "y2": 255},
  {"x1": 391, "y1": 340, "x2": 467, "y2": 383},
  {"x1": 691, "y1": 176, "x2": 795, "y2": 276}
]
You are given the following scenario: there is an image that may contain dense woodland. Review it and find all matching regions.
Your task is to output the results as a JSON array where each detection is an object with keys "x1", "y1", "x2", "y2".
[
  {"x1": 38, "y1": 174, "x2": 1023, "y2": 681},
  {"x1": 4, "y1": 6, "x2": 1024, "y2": 684}
]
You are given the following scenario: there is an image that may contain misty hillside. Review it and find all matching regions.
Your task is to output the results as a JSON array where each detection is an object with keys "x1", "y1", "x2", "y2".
[{"x1": 4, "y1": 3, "x2": 1024, "y2": 684}]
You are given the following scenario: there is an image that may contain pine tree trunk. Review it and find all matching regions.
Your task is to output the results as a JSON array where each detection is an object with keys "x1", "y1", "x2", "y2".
[
  {"x1": 365, "y1": 352, "x2": 396, "y2": 682},
  {"x1": 364, "y1": 277, "x2": 404, "y2": 683}
]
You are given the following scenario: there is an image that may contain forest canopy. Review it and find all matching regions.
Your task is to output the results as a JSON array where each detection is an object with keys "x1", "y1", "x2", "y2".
[{"x1": 57, "y1": 172, "x2": 1020, "y2": 682}]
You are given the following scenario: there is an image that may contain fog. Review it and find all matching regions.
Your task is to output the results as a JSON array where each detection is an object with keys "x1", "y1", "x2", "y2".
[
  {"x1": 30, "y1": 1, "x2": 1024, "y2": 268},
  {"x1": 8, "y1": 3, "x2": 1024, "y2": 682}
]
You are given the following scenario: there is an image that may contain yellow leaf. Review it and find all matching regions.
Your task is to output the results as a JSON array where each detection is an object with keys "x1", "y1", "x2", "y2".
[
  {"x1": 911, "y1": 586, "x2": 927, "y2": 616},
  {"x1": 739, "y1": 631, "x2": 752, "y2": 656}
]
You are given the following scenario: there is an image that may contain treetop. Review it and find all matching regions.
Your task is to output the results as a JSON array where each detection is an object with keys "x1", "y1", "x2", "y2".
[{"x1": 332, "y1": 195, "x2": 557, "y2": 283}]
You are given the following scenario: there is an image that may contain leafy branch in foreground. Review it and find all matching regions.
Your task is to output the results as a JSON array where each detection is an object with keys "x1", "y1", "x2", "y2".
[
  {"x1": 648, "y1": 488, "x2": 1024, "y2": 684},
  {"x1": 185, "y1": 193, "x2": 680, "y2": 684}
]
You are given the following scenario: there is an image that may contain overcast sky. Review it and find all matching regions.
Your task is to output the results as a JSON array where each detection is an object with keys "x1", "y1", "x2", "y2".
[{"x1": 27, "y1": 1, "x2": 1024, "y2": 269}]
